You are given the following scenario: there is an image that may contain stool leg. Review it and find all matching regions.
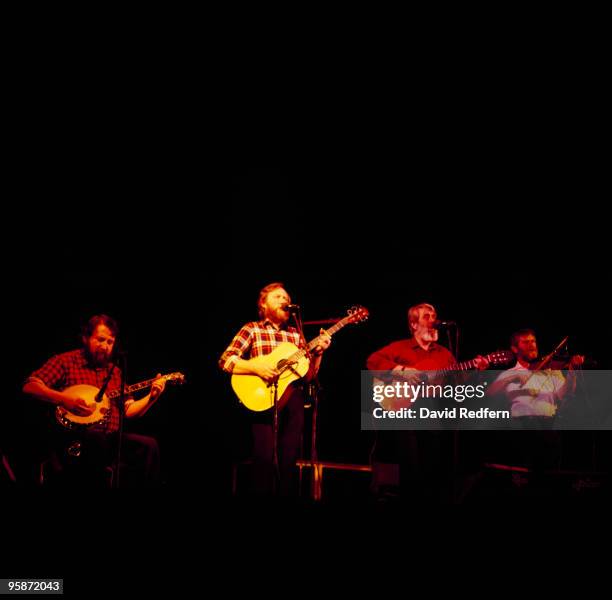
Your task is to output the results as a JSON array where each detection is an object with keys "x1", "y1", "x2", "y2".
[
  {"x1": 39, "y1": 459, "x2": 48, "y2": 486},
  {"x1": 298, "y1": 464, "x2": 303, "y2": 497},
  {"x1": 105, "y1": 466, "x2": 114, "y2": 488},
  {"x1": 313, "y1": 463, "x2": 323, "y2": 501}
]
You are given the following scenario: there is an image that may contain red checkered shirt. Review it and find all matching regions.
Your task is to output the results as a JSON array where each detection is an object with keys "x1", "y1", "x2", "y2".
[
  {"x1": 26, "y1": 349, "x2": 125, "y2": 433},
  {"x1": 219, "y1": 320, "x2": 303, "y2": 373}
]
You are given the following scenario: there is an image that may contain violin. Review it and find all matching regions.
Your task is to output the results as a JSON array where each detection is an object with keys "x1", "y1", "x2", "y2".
[{"x1": 529, "y1": 353, "x2": 590, "y2": 371}]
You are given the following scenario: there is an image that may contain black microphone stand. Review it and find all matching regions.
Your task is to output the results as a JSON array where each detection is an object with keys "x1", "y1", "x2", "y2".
[
  {"x1": 290, "y1": 305, "x2": 312, "y2": 497},
  {"x1": 447, "y1": 323, "x2": 460, "y2": 503},
  {"x1": 69, "y1": 358, "x2": 116, "y2": 462},
  {"x1": 112, "y1": 350, "x2": 127, "y2": 489},
  {"x1": 308, "y1": 377, "x2": 322, "y2": 500},
  {"x1": 271, "y1": 375, "x2": 280, "y2": 495},
  {"x1": 270, "y1": 306, "x2": 307, "y2": 496}
]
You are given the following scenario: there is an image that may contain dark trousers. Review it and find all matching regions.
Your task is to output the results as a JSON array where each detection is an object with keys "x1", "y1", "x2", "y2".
[
  {"x1": 250, "y1": 389, "x2": 304, "y2": 496},
  {"x1": 399, "y1": 431, "x2": 455, "y2": 503},
  {"x1": 510, "y1": 422, "x2": 562, "y2": 472},
  {"x1": 372, "y1": 430, "x2": 455, "y2": 502},
  {"x1": 47, "y1": 430, "x2": 160, "y2": 488},
  {"x1": 118, "y1": 433, "x2": 161, "y2": 487}
]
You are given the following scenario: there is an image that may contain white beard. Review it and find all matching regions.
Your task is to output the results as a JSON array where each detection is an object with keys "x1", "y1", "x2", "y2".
[{"x1": 421, "y1": 329, "x2": 439, "y2": 343}]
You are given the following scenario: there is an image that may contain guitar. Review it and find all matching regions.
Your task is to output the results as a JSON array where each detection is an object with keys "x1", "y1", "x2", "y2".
[
  {"x1": 232, "y1": 306, "x2": 369, "y2": 412},
  {"x1": 55, "y1": 372, "x2": 186, "y2": 429},
  {"x1": 373, "y1": 350, "x2": 515, "y2": 410}
]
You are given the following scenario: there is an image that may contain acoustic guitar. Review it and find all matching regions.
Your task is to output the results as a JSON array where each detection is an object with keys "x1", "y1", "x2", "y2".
[{"x1": 232, "y1": 307, "x2": 369, "y2": 412}]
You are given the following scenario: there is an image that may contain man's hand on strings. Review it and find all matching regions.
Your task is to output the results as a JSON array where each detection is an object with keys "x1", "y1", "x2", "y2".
[
  {"x1": 253, "y1": 363, "x2": 280, "y2": 383},
  {"x1": 62, "y1": 392, "x2": 95, "y2": 416},
  {"x1": 473, "y1": 355, "x2": 490, "y2": 370},
  {"x1": 150, "y1": 374, "x2": 167, "y2": 400},
  {"x1": 313, "y1": 329, "x2": 332, "y2": 355},
  {"x1": 569, "y1": 355, "x2": 585, "y2": 370}
]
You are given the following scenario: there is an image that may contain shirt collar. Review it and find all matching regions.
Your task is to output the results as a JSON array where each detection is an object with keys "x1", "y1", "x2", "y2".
[
  {"x1": 409, "y1": 337, "x2": 440, "y2": 352},
  {"x1": 260, "y1": 318, "x2": 289, "y2": 331}
]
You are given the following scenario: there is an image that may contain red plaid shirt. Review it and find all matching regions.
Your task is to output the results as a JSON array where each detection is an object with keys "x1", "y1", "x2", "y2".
[
  {"x1": 26, "y1": 349, "x2": 125, "y2": 433},
  {"x1": 219, "y1": 320, "x2": 303, "y2": 373}
]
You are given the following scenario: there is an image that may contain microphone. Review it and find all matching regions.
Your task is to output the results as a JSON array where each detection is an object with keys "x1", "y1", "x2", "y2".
[
  {"x1": 95, "y1": 363, "x2": 117, "y2": 402},
  {"x1": 281, "y1": 304, "x2": 300, "y2": 312},
  {"x1": 432, "y1": 320, "x2": 456, "y2": 329}
]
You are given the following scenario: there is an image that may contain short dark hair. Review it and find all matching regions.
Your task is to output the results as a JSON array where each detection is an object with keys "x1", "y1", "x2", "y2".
[
  {"x1": 82, "y1": 314, "x2": 119, "y2": 339},
  {"x1": 510, "y1": 328, "x2": 536, "y2": 348}
]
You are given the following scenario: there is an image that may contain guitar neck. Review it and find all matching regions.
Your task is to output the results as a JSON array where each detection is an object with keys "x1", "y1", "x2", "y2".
[
  {"x1": 306, "y1": 318, "x2": 350, "y2": 350},
  {"x1": 289, "y1": 317, "x2": 352, "y2": 362},
  {"x1": 107, "y1": 377, "x2": 159, "y2": 399},
  {"x1": 438, "y1": 353, "x2": 493, "y2": 376}
]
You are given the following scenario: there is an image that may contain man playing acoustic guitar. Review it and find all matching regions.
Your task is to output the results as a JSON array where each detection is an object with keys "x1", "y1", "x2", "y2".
[
  {"x1": 367, "y1": 302, "x2": 490, "y2": 502},
  {"x1": 219, "y1": 282, "x2": 331, "y2": 496}
]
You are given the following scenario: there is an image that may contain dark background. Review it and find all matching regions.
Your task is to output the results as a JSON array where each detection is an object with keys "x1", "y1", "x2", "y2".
[
  {"x1": 2, "y1": 166, "x2": 608, "y2": 494},
  {"x1": 2, "y1": 165, "x2": 609, "y2": 590},
  {"x1": 1, "y1": 21, "x2": 609, "y2": 592}
]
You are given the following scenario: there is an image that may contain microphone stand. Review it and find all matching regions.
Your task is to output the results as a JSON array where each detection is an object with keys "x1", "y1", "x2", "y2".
[
  {"x1": 449, "y1": 323, "x2": 460, "y2": 504},
  {"x1": 308, "y1": 377, "x2": 321, "y2": 500},
  {"x1": 271, "y1": 375, "x2": 280, "y2": 495},
  {"x1": 443, "y1": 323, "x2": 459, "y2": 361},
  {"x1": 446, "y1": 329, "x2": 454, "y2": 359},
  {"x1": 112, "y1": 351, "x2": 127, "y2": 489},
  {"x1": 290, "y1": 305, "x2": 313, "y2": 497},
  {"x1": 309, "y1": 378, "x2": 320, "y2": 464},
  {"x1": 69, "y1": 356, "x2": 116, "y2": 463},
  {"x1": 96, "y1": 363, "x2": 116, "y2": 404}
]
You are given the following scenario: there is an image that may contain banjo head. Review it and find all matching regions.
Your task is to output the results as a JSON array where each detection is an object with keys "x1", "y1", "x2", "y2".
[{"x1": 55, "y1": 384, "x2": 112, "y2": 429}]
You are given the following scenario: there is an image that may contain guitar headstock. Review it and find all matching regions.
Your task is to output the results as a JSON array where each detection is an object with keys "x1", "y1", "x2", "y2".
[
  {"x1": 164, "y1": 372, "x2": 186, "y2": 385},
  {"x1": 346, "y1": 305, "x2": 369, "y2": 324},
  {"x1": 487, "y1": 350, "x2": 515, "y2": 367}
]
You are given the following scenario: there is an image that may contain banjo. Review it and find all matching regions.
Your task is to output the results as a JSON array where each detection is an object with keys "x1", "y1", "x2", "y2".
[{"x1": 55, "y1": 372, "x2": 186, "y2": 429}]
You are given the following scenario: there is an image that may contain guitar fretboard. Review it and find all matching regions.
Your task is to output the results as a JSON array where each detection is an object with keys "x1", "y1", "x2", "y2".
[
  {"x1": 436, "y1": 352, "x2": 504, "y2": 376},
  {"x1": 284, "y1": 317, "x2": 352, "y2": 365},
  {"x1": 106, "y1": 375, "x2": 178, "y2": 399},
  {"x1": 439, "y1": 358, "x2": 482, "y2": 375}
]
